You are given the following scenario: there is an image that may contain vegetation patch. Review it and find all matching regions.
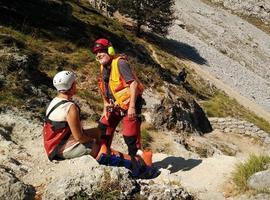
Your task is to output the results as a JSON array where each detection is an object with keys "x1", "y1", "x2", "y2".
[
  {"x1": 232, "y1": 154, "x2": 270, "y2": 192},
  {"x1": 141, "y1": 129, "x2": 153, "y2": 149},
  {"x1": 91, "y1": 169, "x2": 121, "y2": 200},
  {"x1": 201, "y1": 91, "x2": 270, "y2": 134}
]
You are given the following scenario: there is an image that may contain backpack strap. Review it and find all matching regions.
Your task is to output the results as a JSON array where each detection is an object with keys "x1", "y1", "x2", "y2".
[
  {"x1": 45, "y1": 100, "x2": 70, "y2": 119},
  {"x1": 45, "y1": 100, "x2": 80, "y2": 131}
]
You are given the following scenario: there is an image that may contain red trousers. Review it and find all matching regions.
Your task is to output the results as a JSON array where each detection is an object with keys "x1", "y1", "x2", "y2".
[{"x1": 99, "y1": 109, "x2": 141, "y2": 149}]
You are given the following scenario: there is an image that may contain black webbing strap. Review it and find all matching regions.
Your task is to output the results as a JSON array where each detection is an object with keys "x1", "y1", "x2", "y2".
[
  {"x1": 130, "y1": 155, "x2": 138, "y2": 171},
  {"x1": 45, "y1": 100, "x2": 81, "y2": 130},
  {"x1": 45, "y1": 100, "x2": 70, "y2": 120}
]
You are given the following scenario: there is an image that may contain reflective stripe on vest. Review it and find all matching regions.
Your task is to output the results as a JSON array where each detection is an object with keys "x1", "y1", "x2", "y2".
[{"x1": 98, "y1": 56, "x2": 144, "y2": 110}]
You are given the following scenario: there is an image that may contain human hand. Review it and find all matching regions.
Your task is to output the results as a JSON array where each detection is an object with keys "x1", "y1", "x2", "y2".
[
  {"x1": 105, "y1": 100, "x2": 114, "y2": 113},
  {"x1": 128, "y1": 107, "x2": 136, "y2": 118}
]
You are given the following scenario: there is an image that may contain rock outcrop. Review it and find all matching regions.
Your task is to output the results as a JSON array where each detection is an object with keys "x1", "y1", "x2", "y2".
[
  {"x1": 0, "y1": 166, "x2": 35, "y2": 200},
  {"x1": 43, "y1": 166, "x2": 138, "y2": 200},
  {"x1": 43, "y1": 163, "x2": 194, "y2": 200},
  {"x1": 209, "y1": 117, "x2": 270, "y2": 144},
  {"x1": 151, "y1": 92, "x2": 212, "y2": 134}
]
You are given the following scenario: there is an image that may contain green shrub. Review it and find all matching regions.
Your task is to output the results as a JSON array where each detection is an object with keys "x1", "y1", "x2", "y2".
[
  {"x1": 141, "y1": 129, "x2": 153, "y2": 149},
  {"x1": 232, "y1": 154, "x2": 270, "y2": 192}
]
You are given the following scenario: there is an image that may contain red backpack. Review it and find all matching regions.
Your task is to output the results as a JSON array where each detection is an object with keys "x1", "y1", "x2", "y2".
[{"x1": 43, "y1": 100, "x2": 72, "y2": 161}]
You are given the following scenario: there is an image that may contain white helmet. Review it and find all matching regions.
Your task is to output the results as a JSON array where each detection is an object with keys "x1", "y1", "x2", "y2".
[{"x1": 53, "y1": 71, "x2": 76, "y2": 91}]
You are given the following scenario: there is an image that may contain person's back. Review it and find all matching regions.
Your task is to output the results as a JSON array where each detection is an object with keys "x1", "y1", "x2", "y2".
[
  {"x1": 45, "y1": 97, "x2": 81, "y2": 155},
  {"x1": 46, "y1": 97, "x2": 73, "y2": 121}
]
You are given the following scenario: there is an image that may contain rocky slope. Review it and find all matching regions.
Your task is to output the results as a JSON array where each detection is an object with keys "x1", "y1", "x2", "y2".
[
  {"x1": 169, "y1": 0, "x2": 270, "y2": 112},
  {"x1": 1, "y1": 91, "x2": 270, "y2": 200},
  {"x1": 209, "y1": 0, "x2": 270, "y2": 25},
  {"x1": 1, "y1": 0, "x2": 270, "y2": 200}
]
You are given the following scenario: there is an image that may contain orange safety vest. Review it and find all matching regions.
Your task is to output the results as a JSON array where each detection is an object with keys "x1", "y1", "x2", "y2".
[{"x1": 98, "y1": 56, "x2": 143, "y2": 110}]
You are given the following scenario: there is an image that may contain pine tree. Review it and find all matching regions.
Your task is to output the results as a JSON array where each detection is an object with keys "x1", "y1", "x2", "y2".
[{"x1": 108, "y1": 0, "x2": 175, "y2": 36}]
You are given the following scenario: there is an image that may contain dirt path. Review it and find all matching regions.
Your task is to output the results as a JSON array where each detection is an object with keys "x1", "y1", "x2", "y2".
[
  {"x1": 151, "y1": 129, "x2": 269, "y2": 200},
  {"x1": 152, "y1": 152, "x2": 237, "y2": 200}
]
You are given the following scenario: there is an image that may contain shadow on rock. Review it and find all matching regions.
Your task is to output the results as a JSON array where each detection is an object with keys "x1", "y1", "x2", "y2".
[
  {"x1": 154, "y1": 156, "x2": 202, "y2": 173},
  {"x1": 143, "y1": 32, "x2": 208, "y2": 66}
]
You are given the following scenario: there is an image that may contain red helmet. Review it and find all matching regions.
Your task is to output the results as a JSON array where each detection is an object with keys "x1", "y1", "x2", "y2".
[{"x1": 92, "y1": 38, "x2": 111, "y2": 54}]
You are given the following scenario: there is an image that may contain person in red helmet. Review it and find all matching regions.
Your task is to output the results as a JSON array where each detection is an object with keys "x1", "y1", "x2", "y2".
[{"x1": 92, "y1": 38, "x2": 153, "y2": 174}]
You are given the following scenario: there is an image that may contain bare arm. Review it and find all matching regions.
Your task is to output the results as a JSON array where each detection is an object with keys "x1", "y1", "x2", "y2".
[
  {"x1": 127, "y1": 80, "x2": 138, "y2": 118},
  {"x1": 67, "y1": 104, "x2": 96, "y2": 143},
  {"x1": 101, "y1": 98, "x2": 113, "y2": 120}
]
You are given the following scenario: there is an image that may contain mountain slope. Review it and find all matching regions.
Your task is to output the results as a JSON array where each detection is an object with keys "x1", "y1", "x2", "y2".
[
  {"x1": 169, "y1": 0, "x2": 270, "y2": 113},
  {"x1": 1, "y1": 1, "x2": 270, "y2": 199}
]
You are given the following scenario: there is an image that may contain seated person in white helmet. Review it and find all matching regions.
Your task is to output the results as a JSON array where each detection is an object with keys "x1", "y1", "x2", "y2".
[{"x1": 43, "y1": 71, "x2": 100, "y2": 160}]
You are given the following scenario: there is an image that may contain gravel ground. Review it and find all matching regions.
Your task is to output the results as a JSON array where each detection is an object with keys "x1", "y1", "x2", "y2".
[
  {"x1": 168, "y1": 0, "x2": 270, "y2": 112},
  {"x1": 209, "y1": 0, "x2": 270, "y2": 25}
]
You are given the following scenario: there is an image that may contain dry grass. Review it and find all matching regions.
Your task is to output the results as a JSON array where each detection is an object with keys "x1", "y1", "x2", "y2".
[{"x1": 232, "y1": 154, "x2": 270, "y2": 192}]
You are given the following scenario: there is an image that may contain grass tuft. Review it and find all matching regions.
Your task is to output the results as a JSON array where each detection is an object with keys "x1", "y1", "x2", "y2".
[
  {"x1": 232, "y1": 154, "x2": 270, "y2": 192},
  {"x1": 141, "y1": 129, "x2": 153, "y2": 149},
  {"x1": 91, "y1": 169, "x2": 121, "y2": 200}
]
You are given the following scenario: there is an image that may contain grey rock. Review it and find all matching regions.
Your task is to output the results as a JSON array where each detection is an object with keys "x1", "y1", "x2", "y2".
[
  {"x1": 0, "y1": 166, "x2": 35, "y2": 200},
  {"x1": 0, "y1": 111, "x2": 42, "y2": 143},
  {"x1": 210, "y1": 0, "x2": 270, "y2": 26},
  {"x1": 140, "y1": 183, "x2": 193, "y2": 200},
  {"x1": 43, "y1": 166, "x2": 138, "y2": 200},
  {"x1": 236, "y1": 193, "x2": 270, "y2": 200},
  {"x1": 258, "y1": 131, "x2": 269, "y2": 139},
  {"x1": 238, "y1": 125, "x2": 245, "y2": 130},
  {"x1": 224, "y1": 128, "x2": 231, "y2": 133},
  {"x1": 152, "y1": 92, "x2": 212, "y2": 134},
  {"x1": 248, "y1": 169, "x2": 270, "y2": 190},
  {"x1": 263, "y1": 137, "x2": 270, "y2": 144},
  {"x1": 217, "y1": 118, "x2": 225, "y2": 123}
]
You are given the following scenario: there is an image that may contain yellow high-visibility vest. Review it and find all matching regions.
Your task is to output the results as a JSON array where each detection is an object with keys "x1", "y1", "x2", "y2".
[{"x1": 98, "y1": 56, "x2": 143, "y2": 110}]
